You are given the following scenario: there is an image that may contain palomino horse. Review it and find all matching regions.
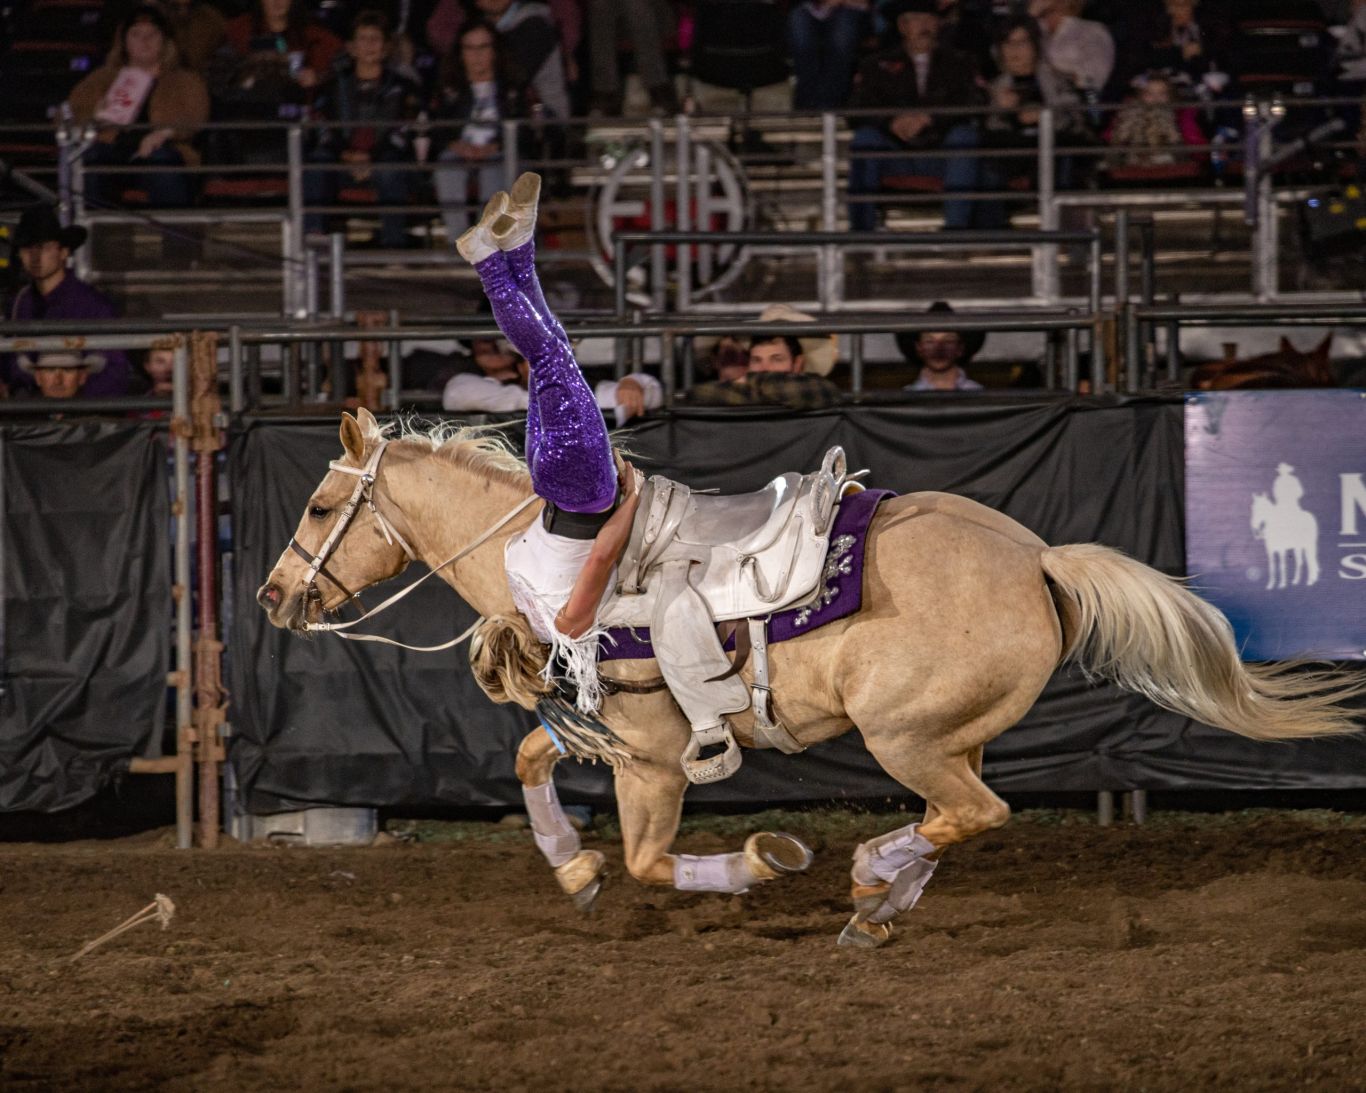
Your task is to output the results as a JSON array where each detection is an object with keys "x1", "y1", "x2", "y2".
[{"x1": 258, "y1": 410, "x2": 1362, "y2": 947}]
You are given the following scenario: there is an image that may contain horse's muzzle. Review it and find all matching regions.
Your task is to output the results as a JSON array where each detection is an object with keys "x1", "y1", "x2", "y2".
[{"x1": 257, "y1": 582, "x2": 310, "y2": 630}]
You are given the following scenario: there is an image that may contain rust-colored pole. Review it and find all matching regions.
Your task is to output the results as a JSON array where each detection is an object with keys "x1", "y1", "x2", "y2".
[{"x1": 190, "y1": 332, "x2": 226, "y2": 848}]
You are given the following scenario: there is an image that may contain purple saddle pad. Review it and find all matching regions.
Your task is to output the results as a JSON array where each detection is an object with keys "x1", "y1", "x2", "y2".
[{"x1": 599, "y1": 488, "x2": 895, "y2": 662}]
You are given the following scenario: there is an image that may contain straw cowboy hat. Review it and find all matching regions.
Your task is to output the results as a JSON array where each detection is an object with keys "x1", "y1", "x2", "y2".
[
  {"x1": 895, "y1": 301, "x2": 987, "y2": 367},
  {"x1": 694, "y1": 304, "x2": 839, "y2": 377},
  {"x1": 12, "y1": 205, "x2": 88, "y2": 251},
  {"x1": 18, "y1": 351, "x2": 107, "y2": 374}
]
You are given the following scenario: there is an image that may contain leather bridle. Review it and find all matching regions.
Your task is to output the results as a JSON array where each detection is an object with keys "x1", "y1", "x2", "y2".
[{"x1": 290, "y1": 439, "x2": 538, "y2": 652}]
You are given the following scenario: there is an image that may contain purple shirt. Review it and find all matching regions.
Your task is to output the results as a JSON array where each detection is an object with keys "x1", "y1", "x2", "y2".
[{"x1": 5, "y1": 275, "x2": 133, "y2": 397}]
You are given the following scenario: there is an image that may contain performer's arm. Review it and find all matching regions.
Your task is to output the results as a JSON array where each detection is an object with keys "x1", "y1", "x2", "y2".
[{"x1": 554, "y1": 469, "x2": 640, "y2": 639}]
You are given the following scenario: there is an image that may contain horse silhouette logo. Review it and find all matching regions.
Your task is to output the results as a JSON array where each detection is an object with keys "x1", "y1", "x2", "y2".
[{"x1": 1250, "y1": 463, "x2": 1320, "y2": 589}]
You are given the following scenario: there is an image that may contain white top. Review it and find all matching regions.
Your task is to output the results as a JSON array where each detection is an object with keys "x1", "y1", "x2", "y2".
[
  {"x1": 1043, "y1": 16, "x2": 1115, "y2": 93},
  {"x1": 441, "y1": 370, "x2": 663, "y2": 426}
]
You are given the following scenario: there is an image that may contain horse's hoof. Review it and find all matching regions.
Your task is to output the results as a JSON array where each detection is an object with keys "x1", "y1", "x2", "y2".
[
  {"x1": 570, "y1": 874, "x2": 604, "y2": 914},
  {"x1": 745, "y1": 832, "x2": 814, "y2": 881},
  {"x1": 837, "y1": 914, "x2": 892, "y2": 949},
  {"x1": 555, "y1": 850, "x2": 606, "y2": 914}
]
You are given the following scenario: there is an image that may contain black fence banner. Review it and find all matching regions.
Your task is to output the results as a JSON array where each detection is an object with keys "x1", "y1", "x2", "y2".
[
  {"x1": 1, "y1": 422, "x2": 171, "y2": 812},
  {"x1": 227, "y1": 399, "x2": 1366, "y2": 814}
]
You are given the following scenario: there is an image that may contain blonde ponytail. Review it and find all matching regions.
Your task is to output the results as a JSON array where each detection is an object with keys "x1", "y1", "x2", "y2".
[{"x1": 469, "y1": 613, "x2": 553, "y2": 709}]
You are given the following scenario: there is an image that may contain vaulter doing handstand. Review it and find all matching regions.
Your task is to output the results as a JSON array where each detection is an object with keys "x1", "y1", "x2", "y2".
[{"x1": 457, "y1": 173, "x2": 642, "y2": 713}]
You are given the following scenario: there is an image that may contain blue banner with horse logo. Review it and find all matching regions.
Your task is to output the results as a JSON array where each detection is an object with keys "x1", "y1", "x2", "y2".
[{"x1": 1185, "y1": 390, "x2": 1366, "y2": 661}]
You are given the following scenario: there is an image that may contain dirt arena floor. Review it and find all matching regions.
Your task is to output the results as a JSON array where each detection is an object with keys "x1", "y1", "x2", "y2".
[{"x1": 2, "y1": 807, "x2": 1364, "y2": 1092}]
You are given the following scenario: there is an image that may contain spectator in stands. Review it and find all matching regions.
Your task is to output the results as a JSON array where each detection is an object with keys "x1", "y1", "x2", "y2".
[
  {"x1": 789, "y1": 0, "x2": 871, "y2": 111},
  {"x1": 847, "y1": 0, "x2": 985, "y2": 231},
  {"x1": 65, "y1": 4, "x2": 210, "y2": 211},
  {"x1": 306, "y1": 11, "x2": 423, "y2": 248},
  {"x1": 681, "y1": 305, "x2": 843, "y2": 410},
  {"x1": 587, "y1": 0, "x2": 677, "y2": 115},
  {"x1": 426, "y1": 0, "x2": 582, "y2": 92},
  {"x1": 1136, "y1": 0, "x2": 1231, "y2": 92},
  {"x1": 442, "y1": 337, "x2": 661, "y2": 422},
  {"x1": 139, "y1": 346, "x2": 176, "y2": 397},
  {"x1": 216, "y1": 0, "x2": 343, "y2": 106},
  {"x1": 164, "y1": 0, "x2": 228, "y2": 73},
  {"x1": 899, "y1": 300, "x2": 984, "y2": 390},
  {"x1": 3, "y1": 206, "x2": 132, "y2": 398},
  {"x1": 1028, "y1": 0, "x2": 1114, "y2": 98},
  {"x1": 1105, "y1": 71, "x2": 1205, "y2": 169},
  {"x1": 468, "y1": 0, "x2": 571, "y2": 121},
  {"x1": 978, "y1": 16, "x2": 1082, "y2": 227},
  {"x1": 431, "y1": 19, "x2": 529, "y2": 246},
  {"x1": 18, "y1": 352, "x2": 106, "y2": 401}
]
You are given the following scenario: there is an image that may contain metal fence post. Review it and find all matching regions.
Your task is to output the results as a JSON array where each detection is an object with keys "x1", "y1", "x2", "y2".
[
  {"x1": 1034, "y1": 106, "x2": 1058, "y2": 303},
  {"x1": 287, "y1": 125, "x2": 306, "y2": 317},
  {"x1": 329, "y1": 232, "x2": 347, "y2": 403},
  {"x1": 1116, "y1": 209, "x2": 1138, "y2": 393},
  {"x1": 229, "y1": 324, "x2": 244, "y2": 414},
  {"x1": 1089, "y1": 228, "x2": 1105, "y2": 393},
  {"x1": 648, "y1": 118, "x2": 667, "y2": 313},
  {"x1": 820, "y1": 111, "x2": 842, "y2": 310},
  {"x1": 69, "y1": 140, "x2": 92, "y2": 284},
  {"x1": 172, "y1": 342, "x2": 194, "y2": 850},
  {"x1": 676, "y1": 114, "x2": 692, "y2": 313},
  {"x1": 304, "y1": 246, "x2": 321, "y2": 398},
  {"x1": 387, "y1": 308, "x2": 402, "y2": 411},
  {"x1": 502, "y1": 119, "x2": 520, "y2": 189}
]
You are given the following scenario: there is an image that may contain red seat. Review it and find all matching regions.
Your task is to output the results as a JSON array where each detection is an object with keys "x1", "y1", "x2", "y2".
[{"x1": 1104, "y1": 161, "x2": 1204, "y2": 185}]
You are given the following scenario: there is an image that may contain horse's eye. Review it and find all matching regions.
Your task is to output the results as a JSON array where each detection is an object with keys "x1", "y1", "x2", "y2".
[{"x1": 309, "y1": 505, "x2": 330, "y2": 519}]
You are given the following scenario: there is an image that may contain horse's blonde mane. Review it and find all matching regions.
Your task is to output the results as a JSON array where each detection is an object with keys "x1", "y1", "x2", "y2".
[{"x1": 383, "y1": 418, "x2": 531, "y2": 490}]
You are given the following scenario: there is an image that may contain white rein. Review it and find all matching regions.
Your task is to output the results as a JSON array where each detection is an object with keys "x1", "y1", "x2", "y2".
[{"x1": 299, "y1": 439, "x2": 537, "y2": 652}]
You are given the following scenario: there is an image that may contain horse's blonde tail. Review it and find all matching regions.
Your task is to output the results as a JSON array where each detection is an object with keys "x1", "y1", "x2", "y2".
[{"x1": 1041, "y1": 543, "x2": 1365, "y2": 740}]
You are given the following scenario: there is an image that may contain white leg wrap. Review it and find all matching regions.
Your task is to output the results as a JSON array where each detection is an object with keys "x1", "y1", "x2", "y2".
[
  {"x1": 673, "y1": 852, "x2": 761, "y2": 893},
  {"x1": 523, "y1": 781, "x2": 581, "y2": 868},
  {"x1": 851, "y1": 822, "x2": 936, "y2": 886},
  {"x1": 865, "y1": 856, "x2": 938, "y2": 924}
]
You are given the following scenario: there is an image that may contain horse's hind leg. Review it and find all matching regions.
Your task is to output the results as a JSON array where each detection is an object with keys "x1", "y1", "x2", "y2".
[
  {"x1": 515, "y1": 727, "x2": 607, "y2": 912},
  {"x1": 840, "y1": 741, "x2": 1008, "y2": 949}
]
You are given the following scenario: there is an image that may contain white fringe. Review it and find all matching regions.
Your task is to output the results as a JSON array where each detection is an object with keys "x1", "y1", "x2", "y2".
[{"x1": 543, "y1": 623, "x2": 610, "y2": 716}]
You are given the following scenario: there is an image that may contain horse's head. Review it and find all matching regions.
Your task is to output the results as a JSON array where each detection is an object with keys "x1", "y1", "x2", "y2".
[
  {"x1": 1250, "y1": 491, "x2": 1271, "y2": 535},
  {"x1": 257, "y1": 408, "x2": 413, "y2": 631}
]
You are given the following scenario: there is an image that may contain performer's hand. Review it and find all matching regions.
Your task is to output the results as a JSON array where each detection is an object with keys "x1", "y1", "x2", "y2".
[{"x1": 615, "y1": 377, "x2": 646, "y2": 421}]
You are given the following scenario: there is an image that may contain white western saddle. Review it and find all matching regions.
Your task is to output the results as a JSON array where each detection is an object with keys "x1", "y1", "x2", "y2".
[{"x1": 598, "y1": 447, "x2": 865, "y2": 783}]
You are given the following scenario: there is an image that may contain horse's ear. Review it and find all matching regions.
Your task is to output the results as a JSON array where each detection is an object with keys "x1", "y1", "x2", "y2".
[
  {"x1": 1314, "y1": 333, "x2": 1332, "y2": 358},
  {"x1": 1279, "y1": 336, "x2": 1295, "y2": 355},
  {"x1": 356, "y1": 406, "x2": 382, "y2": 440},
  {"x1": 339, "y1": 412, "x2": 366, "y2": 463}
]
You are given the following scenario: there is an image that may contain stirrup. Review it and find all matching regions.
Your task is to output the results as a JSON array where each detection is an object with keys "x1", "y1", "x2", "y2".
[{"x1": 680, "y1": 722, "x2": 742, "y2": 784}]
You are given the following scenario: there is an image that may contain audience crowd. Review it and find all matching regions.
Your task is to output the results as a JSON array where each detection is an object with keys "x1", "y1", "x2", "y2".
[{"x1": 13, "y1": 0, "x2": 1361, "y2": 238}]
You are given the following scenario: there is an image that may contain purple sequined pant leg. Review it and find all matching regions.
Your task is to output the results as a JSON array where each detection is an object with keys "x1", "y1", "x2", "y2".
[
  {"x1": 504, "y1": 240, "x2": 569, "y2": 347},
  {"x1": 473, "y1": 251, "x2": 617, "y2": 513}
]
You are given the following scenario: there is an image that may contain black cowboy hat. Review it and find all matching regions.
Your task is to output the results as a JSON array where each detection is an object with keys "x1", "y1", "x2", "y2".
[
  {"x1": 12, "y1": 204, "x2": 88, "y2": 250},
  {"x1": 895, "y1": 301, "x2": 986, "y2": 366}
]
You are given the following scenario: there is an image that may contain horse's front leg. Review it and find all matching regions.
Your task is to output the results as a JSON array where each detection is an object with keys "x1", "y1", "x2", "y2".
[
  {"x1": 515, "y1": 727, "x2": 607, "y2": 912},
  {"x1": 615, "y1": 754, "x2": 814, "y2": 894}
]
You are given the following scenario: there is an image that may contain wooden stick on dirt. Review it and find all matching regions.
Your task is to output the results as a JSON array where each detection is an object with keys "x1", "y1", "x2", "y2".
[{"x1": 69, "y1": 894, "x2": 177, "y2": 963}]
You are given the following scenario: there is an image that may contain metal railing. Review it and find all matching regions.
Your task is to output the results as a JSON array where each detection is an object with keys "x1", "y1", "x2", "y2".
[{"x1": 35, "y1": 96, "x2": 1359, "y2": 316}]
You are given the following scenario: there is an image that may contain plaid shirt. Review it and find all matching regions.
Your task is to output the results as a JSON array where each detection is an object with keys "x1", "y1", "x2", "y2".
[{"x1": 681, "y1": 373, "x2": 843, "y2": 411}]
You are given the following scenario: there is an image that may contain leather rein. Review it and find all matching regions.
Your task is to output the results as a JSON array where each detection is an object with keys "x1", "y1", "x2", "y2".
[{"x1": 291, "y1": 439, "x2": 537, "y2": 652}]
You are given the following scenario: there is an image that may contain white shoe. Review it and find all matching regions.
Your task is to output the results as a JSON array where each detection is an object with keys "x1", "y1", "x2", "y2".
[
  {"x1": 455, "y1": 191, "x2": 509, "y2": 265},
  {"x1": 492, "y1": 171, "x2": 541, "y2": 251}
]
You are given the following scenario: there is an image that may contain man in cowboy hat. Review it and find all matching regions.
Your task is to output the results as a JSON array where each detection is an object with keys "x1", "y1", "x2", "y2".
[
  {"x1": 4, "y1": 205, "x2": 131, "y2": 397},
  {"x1": 18, "y1": 351, "x2": 107, "y2": 401},
  {"x1": 899, "y1": 300, "x2": 985, "y2": 391},
  {"x1": 683, "y1": 304, "x2": 843, "y2": 410}
]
